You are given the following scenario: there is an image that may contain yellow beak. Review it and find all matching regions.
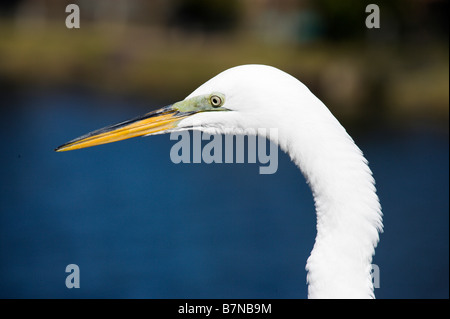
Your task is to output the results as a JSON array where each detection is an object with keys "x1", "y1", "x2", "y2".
[{"x1": 55, "y1": 105, "x2": 191, "y2": 152}]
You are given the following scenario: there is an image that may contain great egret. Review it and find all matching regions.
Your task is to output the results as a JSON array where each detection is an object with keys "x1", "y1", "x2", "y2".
[{"x1": 56, "y1": 64, "x2": 383, "y2": 299}]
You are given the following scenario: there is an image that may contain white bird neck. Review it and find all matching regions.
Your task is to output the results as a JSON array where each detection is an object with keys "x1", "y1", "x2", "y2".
[
  {"x1": 187, "y1": 64, "x2": 382, "y2": 298},
  {"x1": 275, "y1": 94, "x2": 382, "y2": 299}
]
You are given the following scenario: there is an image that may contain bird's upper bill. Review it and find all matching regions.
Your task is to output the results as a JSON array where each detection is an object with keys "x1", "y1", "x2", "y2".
[{"x1": 55, "y1": 93, "x2": 228, "y2": 152}]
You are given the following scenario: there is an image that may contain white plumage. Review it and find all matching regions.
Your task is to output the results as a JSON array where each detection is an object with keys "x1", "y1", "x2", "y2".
[
  {"x1": 178, "y1": 65, "x2": 383, "y2": 298},
  {"x1": 57, "y1": 64, "x2": 383, "y2": 298}
]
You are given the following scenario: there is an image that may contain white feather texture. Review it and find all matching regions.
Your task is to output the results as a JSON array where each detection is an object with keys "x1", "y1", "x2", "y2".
[{"x1": 178, "y1": 64, "x2": 383, "y2": 298}]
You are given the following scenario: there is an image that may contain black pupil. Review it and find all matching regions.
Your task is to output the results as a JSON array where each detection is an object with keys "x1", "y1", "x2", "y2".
[{"x1": 212, "y1": 97, "x2": 220, "y2": 105}]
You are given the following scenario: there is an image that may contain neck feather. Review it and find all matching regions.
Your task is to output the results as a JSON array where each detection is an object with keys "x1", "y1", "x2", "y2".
[{"x1": 277, "y1": 97, "x2": 383, "y2": 299}]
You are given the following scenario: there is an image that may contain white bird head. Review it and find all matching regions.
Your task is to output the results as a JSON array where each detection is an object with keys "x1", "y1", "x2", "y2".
[{"x1": 55, "y1": 64, "x2": 311, "y2": 151}]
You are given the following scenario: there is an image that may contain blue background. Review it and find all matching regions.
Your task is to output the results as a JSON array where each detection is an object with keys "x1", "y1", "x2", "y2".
[{"x1": 0, "y1": 90, "x2": 448, "y2": 298}]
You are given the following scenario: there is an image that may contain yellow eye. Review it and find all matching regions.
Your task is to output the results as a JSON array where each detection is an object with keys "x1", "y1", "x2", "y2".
[{"x1": 210, "y1": 95, "x2": 222, "y2": 107}]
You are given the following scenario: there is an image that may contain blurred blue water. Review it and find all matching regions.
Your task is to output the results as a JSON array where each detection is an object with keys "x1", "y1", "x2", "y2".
[{"x1": 0, "y1": 90, "x2": 448, "y2": 298}]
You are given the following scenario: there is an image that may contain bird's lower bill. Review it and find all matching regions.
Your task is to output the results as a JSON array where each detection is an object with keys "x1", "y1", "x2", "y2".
[{"x1": 55, "y1": 105, "x2": 191, "y2": 152}]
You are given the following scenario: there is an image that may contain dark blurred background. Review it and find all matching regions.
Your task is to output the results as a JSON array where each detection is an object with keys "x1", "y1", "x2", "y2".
[{"x1": 0, "y1": 0, "x2": 448, "y2": 298}]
